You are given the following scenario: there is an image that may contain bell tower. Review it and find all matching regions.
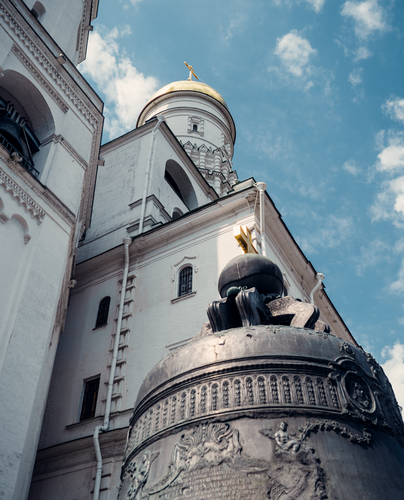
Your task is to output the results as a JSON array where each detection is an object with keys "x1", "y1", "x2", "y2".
[{"x1": 137, "y1": 75, "x2": 238, "y2": 196}]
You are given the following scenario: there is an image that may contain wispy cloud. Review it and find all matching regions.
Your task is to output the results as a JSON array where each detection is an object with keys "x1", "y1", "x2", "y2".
[
  {"x1": 80, "y1": 27, "x2": 159, "y2": 139},
  {"x1": 354, "y1": 45, "x2": 372, "y2": 60},
  {"x1": 297, "y1": 215, "x2": 354, "y2": 254},
  {"x1": 382, "y1": 343, "x2": 404, "y2": 410},
  {"x1": 348, "y1": 67, "x2": 363, "y2": 86},
  {"x1": 341, "y1": 0, "x2": 388, "y2": 40},
  {"x1": 376, "y1": 131, "x2": 404, "y2": 173},
  {"x1": 389, "y1": 261, "x2": 404, "y2": 293},
  {"x1": 272, "y1": 0, "x2": 325, "y2": 12},
  {"x1": 224, "y1": 14, "x2": 246, "y2": 40},
  {"x1": 355, "y1": 238, "x2": 388, "y2": 275},
  {"x1": 343, "y1": 159, "x2": 361, "y2": 175},
  {"x1": 274, "y1": 31, "x2": 317, "y2": 78},
  {"x1": 305, "y1": 0, "x2": 326, "y2": 13},
  {"x1": 383, "y1": 97, "x2": 404, "y2": 124}
]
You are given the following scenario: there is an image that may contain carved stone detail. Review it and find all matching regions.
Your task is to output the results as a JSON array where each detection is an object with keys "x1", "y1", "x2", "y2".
[
  {"x1": 11, "y1": 45, "x2": 69, "y2": 113},
  {"x1": 260, "y1": 422, "x2": 327, "y2": 499},
  {"x1": 123, "y1": 450, "x2": 159, "y2": 500},
  {"x1": 126, "y1": 372, "x2": 342, "y2": 458},
  {"x1": 0, "y1": 4, "x2": 99, "y2": 127},
  {"x1": 340, "y1": 341, "x2": 355, "y2": 358},
  {"x1": 0, "y1": 166, "x2": 45, "y2": 223}
]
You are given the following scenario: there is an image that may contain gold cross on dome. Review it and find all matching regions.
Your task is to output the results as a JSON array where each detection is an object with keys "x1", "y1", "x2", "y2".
[
  {"x1": 184, "y1": 61, "x2": 199, "y2": 81},
  {"x1": 234, "y1": 226, "x2": 258, "y2": 254}
]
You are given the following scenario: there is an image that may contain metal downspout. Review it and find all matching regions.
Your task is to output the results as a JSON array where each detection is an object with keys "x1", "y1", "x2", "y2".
[
  {"x1": 138, "y1": 115, "x2": 165, "y2": 235},
  {"x1": 310, "y1": 273, "x2": 325, "y2": 305},
  {"x1": 255, "y1": 182, "x2": 267, "y2": 257},
  {"x1": 92, "y1": 237, "x2": 132, "y2": 500}
]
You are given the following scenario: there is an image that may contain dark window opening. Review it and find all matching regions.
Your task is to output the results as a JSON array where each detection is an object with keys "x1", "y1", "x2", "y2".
[
  {"x1": 165, "y1": 170, "x2": 183, "y2": 201},
  {"x1": 178, "y1": 266, "x2": 192, "y2": 297},
  {"x1": 192, "y1": 124, "x2": 198, "y2": 131},
  {"x1": 80, "y1": 377, "x2": 100, "y2": 421},
  {"x1": 95, "y1": 296, "x2": 110, "y2": 328},
  {"x1": 172, "y1": 209, "x2": 182, "y2": 220},
  {"x1": 0, "y1": 96, "x2": 40, "y2": 178}
]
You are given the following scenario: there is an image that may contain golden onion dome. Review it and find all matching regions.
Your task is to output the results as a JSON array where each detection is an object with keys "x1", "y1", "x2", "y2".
[
  {"x1": 150, "y1": 80, "x2": 227, "y2": 108},
  {"x1": 137, "y1": 80, "x2": 229, "y2": 127}
]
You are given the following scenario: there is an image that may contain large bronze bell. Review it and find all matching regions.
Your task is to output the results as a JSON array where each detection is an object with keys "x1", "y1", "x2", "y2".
[{"x1": 0, "y1": 116, "x2": 23, "y2": 153}]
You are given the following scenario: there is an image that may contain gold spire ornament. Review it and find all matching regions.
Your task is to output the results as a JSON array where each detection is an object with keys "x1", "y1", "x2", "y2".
[
  {"x1": 184, "y1": 61, "x2": 199, "y2": 81},
  {"x1": 234, "y1": 226, "x2": 258, "y2": 254}
]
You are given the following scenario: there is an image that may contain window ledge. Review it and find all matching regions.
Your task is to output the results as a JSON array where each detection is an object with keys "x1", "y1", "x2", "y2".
[
  {"x1": 171, "y1": 291, "x2": 197, "y2": 304},
  {"x1": 92, "y1": 323, "x2": 108, "y2": 331}
]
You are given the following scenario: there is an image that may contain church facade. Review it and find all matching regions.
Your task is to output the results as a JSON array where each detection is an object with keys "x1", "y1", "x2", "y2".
[
  {"x1": 29, "y1": 78, "x2": 354, "y2": 500},
  {"x1": 1, "y1": 2, "x2": 360, "y2": 500}
]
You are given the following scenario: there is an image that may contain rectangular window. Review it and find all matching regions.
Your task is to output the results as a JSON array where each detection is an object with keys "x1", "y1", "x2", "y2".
[{"x1": 80, "y1": 377, "x2": 100, "y2": 421}]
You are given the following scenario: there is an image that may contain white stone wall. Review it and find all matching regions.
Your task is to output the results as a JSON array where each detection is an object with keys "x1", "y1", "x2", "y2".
[
  {"x1": 77, "y1": 123, "x2": 215, "y2": 263},
  {"x1": 0, "y1": 3, "x2": 102, "y2": 499},
  {"x1": 23, "y1": 0, "x2": 95, "y2": 64}
]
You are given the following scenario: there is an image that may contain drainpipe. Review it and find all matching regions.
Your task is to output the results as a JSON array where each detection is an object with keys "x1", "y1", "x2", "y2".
[
  {"x1": 255, "y1": 182, "x2": 267, "y2": 257},
  {"x1": 310, "y1": 273, "x2": 325, "y2": 305},
  {"x1": 93, "y1": 236, "x2": 132, "y2": 500},
  {"x1": 139, "y1": 115, "x2": 165, "y2": 235}
]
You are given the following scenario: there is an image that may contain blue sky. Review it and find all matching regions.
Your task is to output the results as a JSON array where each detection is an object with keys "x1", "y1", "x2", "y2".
[{"x1": 80, "y1": 0, "x2": 404, "y2": 406}]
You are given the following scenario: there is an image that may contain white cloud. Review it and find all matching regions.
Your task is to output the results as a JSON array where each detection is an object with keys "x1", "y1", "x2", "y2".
[
  {"x1": 224, "y1": 14, "x2": 246, "y2": 41},
  {"x1": 297, "y1": 215, "x2": 354, "y2": 254},
  {"x1": 274, "y1": 31, "x2": 317, "y2": 78},
  {"x1": 377, "y1": 133, "x2": 404, "y2": 173},
  {"x1": 348, "y1": 67, "x2": 363, "y2": 86},
  {"x1": 389, "y1": 260, "x2": 404, "y2": 293},
  {"x1": 343, "y1": 159, "x2": 361, "y2": 175},
  {"x1": 355, "y1": 239, "x2": 388, "y2": 275},
  {"x1": 354, "y1": 45, "x2": 372, "y2": 60},
  {"x1": 341, "y1": 0, "x2": 388, "y2": 39},
  {"x1": 383, "y1": 97, "x2": 404, "y2": 124},
  {"x1": 382, "y1": 343, "x2": 404, "y2": 410},
  {"x1": 305, "y1": 0, "x2": 325, "y2": 13},
  {"x1": 80, "y1": 27, "x2": 159, "y2": 139}
]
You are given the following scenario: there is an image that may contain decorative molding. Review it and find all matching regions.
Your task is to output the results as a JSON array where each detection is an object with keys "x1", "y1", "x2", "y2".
[
  {"x1": 76, "y1": 0, "x2": 93, "y2": 64},
  {"x1": 0, "y1": 166, "x2": 45, "y2": 223},
  {"x1": 171, "y1": 255, "x2": 199, "y2": 281},
  {"x1": 0, "y1": 3, "x2": 99, "y2": 128},
  {"x1": 0, "y1": 149, "x2": 76, "y2": 226},
  {"x1": 11, "y1": 44, "x2": 69, "y2": 113},
  {"x1": 42, "y1": 134, "x2": 88, "y2": 170},
  {"x1": 297, "y1": 419, "x2": 372, "y2": 445},
  {"x1": 126, "y1": 371, "x2": 342, "y2": 456},
  {"x1": 79, "y1": 123, "x2": 103, "y2": 229},
  {"x1": 187, "y1": 115, "x2": 204, "y2": 136}
]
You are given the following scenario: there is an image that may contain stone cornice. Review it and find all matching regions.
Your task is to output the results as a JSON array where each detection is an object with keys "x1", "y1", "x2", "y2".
[
  {"x1": 0, "y1": 164, "x2": 45, "y2": 223},
  {"x1": 76, "y1": 0, "x2": 93, "y2": 65},
  {"x1": 11, "y1": 44, "x2": 69, "y2": 113},
  {"x1": 0, "y1": 147, "x2": 76, "y2": 226},
  {"x1": 42, "y1": 134, "x2": 88, "y2": 170}
]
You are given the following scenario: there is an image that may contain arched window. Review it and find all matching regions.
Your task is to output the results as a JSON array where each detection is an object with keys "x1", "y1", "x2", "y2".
[
  {"x1": 95, "y1": 296, "x2": 110, "y2": 328},
  {"x1": 0, "y1": 70, "x2": 55, "y2": 178},
  {"x1": 178, "y1": 266, "x2": 192, "y2": 297},
  {"x1": 165, "y1": 160, "x2": 198, "y2": 210},
  {"x1": 172, "y1": 208, "x2": 183, "y2": 220}
]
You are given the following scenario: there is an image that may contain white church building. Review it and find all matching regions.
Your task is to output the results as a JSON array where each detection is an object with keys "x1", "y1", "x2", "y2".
[{"x1": 0, "y1": 2, "x2": 355, "y2": 499}]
